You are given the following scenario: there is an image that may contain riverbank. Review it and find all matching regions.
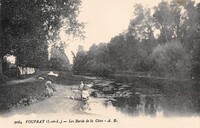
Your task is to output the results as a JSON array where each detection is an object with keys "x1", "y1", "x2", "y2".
[
  {"x1": 1, "y1": 74, "x2": 200, "y2": 128},
  {"x1": 0, "y1": 70, "x2": 92, "y2": 113}
]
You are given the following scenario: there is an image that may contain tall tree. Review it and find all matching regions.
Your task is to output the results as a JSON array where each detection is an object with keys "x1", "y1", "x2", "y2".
[
  {"x1": 0, "y1": 0, "x2": 3, "y2": 75},
  {"x1": 49, "y1": 45, "x2": 70, "y2": 70},
  {"x1": 191, "y1": 2, "x2": 200, "y2": 80},
  {"x1": 72, "y1": 45, "x2": 88, "y2": 74},
  {"x1": 0, "y1": 0, "x2": 84, "y2": 74},
  {"x1": 128, "y1": 4, "x2": 156, "y2": 43}
]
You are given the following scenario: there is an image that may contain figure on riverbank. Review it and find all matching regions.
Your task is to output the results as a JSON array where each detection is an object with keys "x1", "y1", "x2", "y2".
[
  {"x1": 78, "y1": 81, "x2": 84, "y2": 91},
  {"x1": 79, "y1": 81, "x2": 91, "y2": 111},
  {"x1": 78, "y1": 81, "x2": 92, "y2": 100}
]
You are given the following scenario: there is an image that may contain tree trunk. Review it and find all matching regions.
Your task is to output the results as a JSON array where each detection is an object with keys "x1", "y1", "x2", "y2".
[
  {"x1": 0, "y1": 4, "x2": 2, "y2": 74},
  {"x1": 0, "y1": 58, "x2": 2, "y2": 75}
]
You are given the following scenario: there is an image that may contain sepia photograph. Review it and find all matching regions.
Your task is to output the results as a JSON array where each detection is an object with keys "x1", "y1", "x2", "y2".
[{"x1": 0, "y1": 0, "x2": 200, "y2": 128}]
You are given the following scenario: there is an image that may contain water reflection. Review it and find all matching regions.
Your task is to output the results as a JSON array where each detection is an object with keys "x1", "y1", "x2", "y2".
[
  {"x1": 91, "y1": 79, "x2": 200, "y2": 117},
  {"x1": 104, "y1": 94, "x2": 162, "y2": 117}
]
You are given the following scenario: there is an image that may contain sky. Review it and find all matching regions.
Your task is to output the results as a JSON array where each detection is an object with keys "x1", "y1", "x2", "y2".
[{"x1": 62, "y1": 0, "x2": 200, "y2": 63}]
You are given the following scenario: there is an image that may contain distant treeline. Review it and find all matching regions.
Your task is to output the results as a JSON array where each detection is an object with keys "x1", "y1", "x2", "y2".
[{"x1": 73, "y1": 0, "x2": 200, "y2": 80}]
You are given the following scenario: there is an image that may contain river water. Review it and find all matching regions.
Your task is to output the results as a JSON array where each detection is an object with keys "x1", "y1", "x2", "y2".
[{"x1": 88, "y1": 77, "x2": 200, "y2": 117}]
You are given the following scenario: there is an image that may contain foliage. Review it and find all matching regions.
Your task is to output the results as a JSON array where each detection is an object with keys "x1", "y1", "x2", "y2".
[
  {"x1": 72, "y1": 0, "x2": 200, "y2": 80},
  {"x1": 0, "y1": 0, "x2": 84, "y2": 72},
  {"x1": 152, "y1": 40, "x2": 191, "y2": 77},
  {"x1": 72, "y1": 44, "x2": 113, "y2": 76},
  {"x1": 48, "y1": 46, "x2": 70, "y2": 71},
  {"x1": 72, "y1": 45, "x2": 88, "y2": 74}
]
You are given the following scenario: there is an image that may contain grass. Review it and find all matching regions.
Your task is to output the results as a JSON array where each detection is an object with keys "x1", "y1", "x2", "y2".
[
  {"x1": 0, "y1": 70, "x2": 93, "y2": 112},
  {"x1": 0, "y1": 79, "x2": 52, "y2": 112},
  {"x1": 0, "y1": 74, "x2": 8, "y2": 84}
]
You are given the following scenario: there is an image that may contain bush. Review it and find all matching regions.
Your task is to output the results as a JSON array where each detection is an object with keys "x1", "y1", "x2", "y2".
[
  {"x1": 92, "y1": 63, "x2": 113, "y2": 77},
  {"x1": 3, "y1": 68, "x2": 20, "y2": 78},
  {"x1": 0, "y1": 75, "x2": 8, "y2": 84},
  {"x1": 151, "y1": 41, "x2": 191, "y2": 78},
  {"x1": 48, "y1": 58, "x2": 69, "y2": 71}
]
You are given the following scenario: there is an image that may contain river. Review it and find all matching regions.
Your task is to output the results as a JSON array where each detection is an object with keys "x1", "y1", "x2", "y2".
[
  {"x1": 1, "y1": 76, "x2": 200, "y2": 128},
  {"x1": 87, "y1": 76, "x2": 200, "y2": 117}
]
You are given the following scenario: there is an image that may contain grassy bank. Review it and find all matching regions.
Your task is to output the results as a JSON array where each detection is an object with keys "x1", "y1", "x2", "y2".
[
  {"x1": 0, "y1": 70, "x2": 94, "y2": 113},
  {"x1": 0, "y1": 79, "x2": 55, "y2": 112}
]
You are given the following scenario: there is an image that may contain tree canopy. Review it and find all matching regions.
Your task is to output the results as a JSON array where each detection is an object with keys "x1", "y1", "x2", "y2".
[
  {"x1": 0, "y1": 0, "x2": 84, "y2": 70},
  {"x1": 72, "y1": 0, "x2": 200, "y2": 80}
]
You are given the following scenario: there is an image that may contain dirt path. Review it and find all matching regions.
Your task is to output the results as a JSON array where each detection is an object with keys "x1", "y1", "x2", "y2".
[
  {"x1": 3, "y1": 71, "x2": 42, "y2": 86},
  {"x1": 5, "y1": 77, "x2": 37, "y2": 85},
  {"x1": 3, "y1": 84, "x2": 88, "y2": 117},
  {"x1": 0, "y1": 84, "x2": 122, "y2": 128}
]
